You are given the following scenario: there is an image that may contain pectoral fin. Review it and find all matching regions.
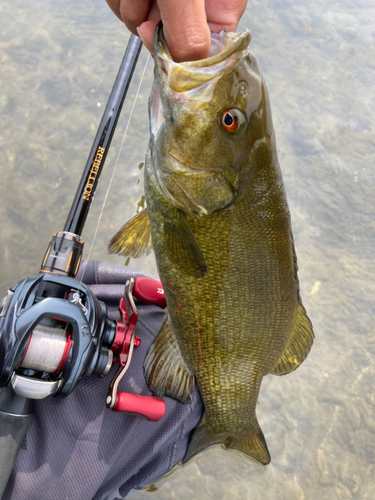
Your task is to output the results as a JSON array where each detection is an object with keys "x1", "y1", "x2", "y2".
[
  {"x1": 144, "y1": 314, "x2": 195, "y2": 404},
  {"x1": 270, "y1": 300, "x2": 314, "y2": 376},
  {"x1": 164, "y1": 209, "x2": 209, "y2": 278},
  {"x1": 108, "y1": 208, "x2": 152, "y2": 258}
]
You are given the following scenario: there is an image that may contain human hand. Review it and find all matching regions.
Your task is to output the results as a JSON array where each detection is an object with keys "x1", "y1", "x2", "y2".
[{"x1": 106, "y1": 0, "x2": 248, "y2": 62}]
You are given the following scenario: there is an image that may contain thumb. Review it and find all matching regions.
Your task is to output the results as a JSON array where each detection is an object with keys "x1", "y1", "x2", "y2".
[{"x1": 157, "y1": 0, "x2": 210, "y2": 62}]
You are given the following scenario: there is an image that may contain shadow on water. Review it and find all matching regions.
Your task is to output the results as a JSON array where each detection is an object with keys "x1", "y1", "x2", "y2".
[{"x1": 0, "y1": 0, "x2": 374, "y2": 499}]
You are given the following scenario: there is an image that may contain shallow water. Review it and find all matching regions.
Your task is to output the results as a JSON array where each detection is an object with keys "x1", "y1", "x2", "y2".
[{"x1": 0, "y1": 0, "x2": 374, "y2": 499}]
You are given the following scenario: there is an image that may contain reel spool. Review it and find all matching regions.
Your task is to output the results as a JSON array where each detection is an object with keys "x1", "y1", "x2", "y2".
[{"x1": 20, "y1": 322, "x2": 71, "y2": 375}]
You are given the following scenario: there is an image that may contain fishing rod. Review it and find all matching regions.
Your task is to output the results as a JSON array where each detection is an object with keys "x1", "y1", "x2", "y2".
[{"x1": 0, "y1": 34, "x2": 166, "y2": 497}]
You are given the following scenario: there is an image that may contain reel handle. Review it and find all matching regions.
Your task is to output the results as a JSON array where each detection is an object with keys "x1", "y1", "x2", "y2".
[
  {"x1": 113, "y1": 392, "x2": 166, "y2": 421},
  {"x1": 106, "y1": 277, "x2": 166, "y2": 422}
]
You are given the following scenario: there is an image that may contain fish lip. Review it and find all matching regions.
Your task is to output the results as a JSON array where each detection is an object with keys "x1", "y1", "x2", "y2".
[
  {"x1": 153, "y1": 23, "x2": 251, "y2": 94},
  {"x1": 155, "y1": 22, "x2": 251, "y2": 67}
]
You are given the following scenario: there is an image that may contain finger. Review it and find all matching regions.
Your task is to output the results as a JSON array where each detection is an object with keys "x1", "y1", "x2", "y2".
[
  {"x1": 205, "y1": 0, "x2": 248, "y2": 32},
  {"x1": 137, "y1": 2, "x2": 161, "y2": 54},
  {"x1": 106, "y1": 0, "x2": 122, "y2": 22},
  {"x1": 157, "y1": 0, "x2": 211, "y2": 62},
  {"x1": 137, "y1": 21, "x2": 159, "y2": 55},
  {"x1": 106, "y1": 0, "x2": 153, "y2": 35}
]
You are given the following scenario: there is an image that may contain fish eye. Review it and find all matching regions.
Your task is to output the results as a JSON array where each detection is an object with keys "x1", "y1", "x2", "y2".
[{"x1": 220, "y1": 109, "x2": 246, "y2": 133}]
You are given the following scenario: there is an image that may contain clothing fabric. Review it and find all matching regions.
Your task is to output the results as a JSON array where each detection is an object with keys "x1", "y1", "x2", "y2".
[{"x1": 3, "y1": 261, "x2": 203, "y2": 500}]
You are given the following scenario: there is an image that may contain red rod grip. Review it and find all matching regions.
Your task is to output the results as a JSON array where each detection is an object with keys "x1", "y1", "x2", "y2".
[
  {"x1": 113, "y1": 392, "x2": 166, "y2": 421},
  {"x1": 133, "y1": 277, "x2": 167, "y2": 309}
]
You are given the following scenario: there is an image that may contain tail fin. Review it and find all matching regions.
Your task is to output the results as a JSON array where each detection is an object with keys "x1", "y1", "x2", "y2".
[{"x1": 183, "y1": 418, "x2": 270, "y2": 465}]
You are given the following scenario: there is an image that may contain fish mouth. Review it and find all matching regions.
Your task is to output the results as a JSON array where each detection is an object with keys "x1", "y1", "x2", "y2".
[
  {"x1": 154, "y1": 23, "x2": 251, "y2": 94},
  {"x1": 149, "y1": 24, "x2": 252, "y2": 214}
]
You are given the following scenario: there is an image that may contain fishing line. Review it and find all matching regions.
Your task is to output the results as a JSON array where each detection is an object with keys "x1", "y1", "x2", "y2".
[{"x1": 79, "y1": 52, "x2": 150, "y2": 287}]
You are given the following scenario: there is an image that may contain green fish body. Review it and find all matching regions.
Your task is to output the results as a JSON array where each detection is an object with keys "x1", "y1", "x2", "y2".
[{"x1": 109, "y1": 25, "x2": 314, "y2": 465}]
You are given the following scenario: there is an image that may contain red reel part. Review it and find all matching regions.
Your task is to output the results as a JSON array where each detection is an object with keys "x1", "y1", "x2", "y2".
[
  {"x1": 113, "y1": 392, "x2": 166, "y2": 421},
  {"x1": 107, "y1": 278, "x2": 166, "y2": 422},
  {"x1": 133, "y1": 277, "x2": 167, "y2": 309}
]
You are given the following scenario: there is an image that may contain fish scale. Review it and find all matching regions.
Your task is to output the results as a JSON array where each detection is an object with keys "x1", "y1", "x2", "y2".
[{"x1": 143, "y1": 153, "x2": 294, "y2": 459}]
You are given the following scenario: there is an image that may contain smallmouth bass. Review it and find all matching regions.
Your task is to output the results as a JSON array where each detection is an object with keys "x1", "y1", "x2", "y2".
[{"x1": 109, "y1": 25, "x2": 314, "y2": 465}]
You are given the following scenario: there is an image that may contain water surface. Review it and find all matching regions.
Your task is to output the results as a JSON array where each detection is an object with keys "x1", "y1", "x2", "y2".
[{"x1": 0, "y1": 1, "x2": 374, "y2": 499}]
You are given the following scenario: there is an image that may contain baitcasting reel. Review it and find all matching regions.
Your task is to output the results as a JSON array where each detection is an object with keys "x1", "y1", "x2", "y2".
[{"x1": 0, "y1": 267, "x2": 166, "y2": 421}]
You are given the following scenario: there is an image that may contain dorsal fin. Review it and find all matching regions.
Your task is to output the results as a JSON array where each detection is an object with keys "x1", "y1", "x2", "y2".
[{"x1": 270, "y1": 300, "x2": 314, "y2": 376}]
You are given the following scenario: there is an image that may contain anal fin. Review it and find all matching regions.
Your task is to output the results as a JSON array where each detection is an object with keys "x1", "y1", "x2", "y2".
[
  {"x1": 183, "y1": 417, "x2": 270, "y2": 465},
  {"x1": 144, "y1": 314, "x2": 194, "y2": 404},
  {"x1": 270, "y1": 299, "x2": 314, "y2": 376},
  {"x1": 108, "y1": 208, "x2": 152, "y2": 258}
]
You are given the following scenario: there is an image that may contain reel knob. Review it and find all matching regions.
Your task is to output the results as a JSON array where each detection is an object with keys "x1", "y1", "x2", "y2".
[{"x1": 112, "y1": 393, "x2": 166, "y2": 421}]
